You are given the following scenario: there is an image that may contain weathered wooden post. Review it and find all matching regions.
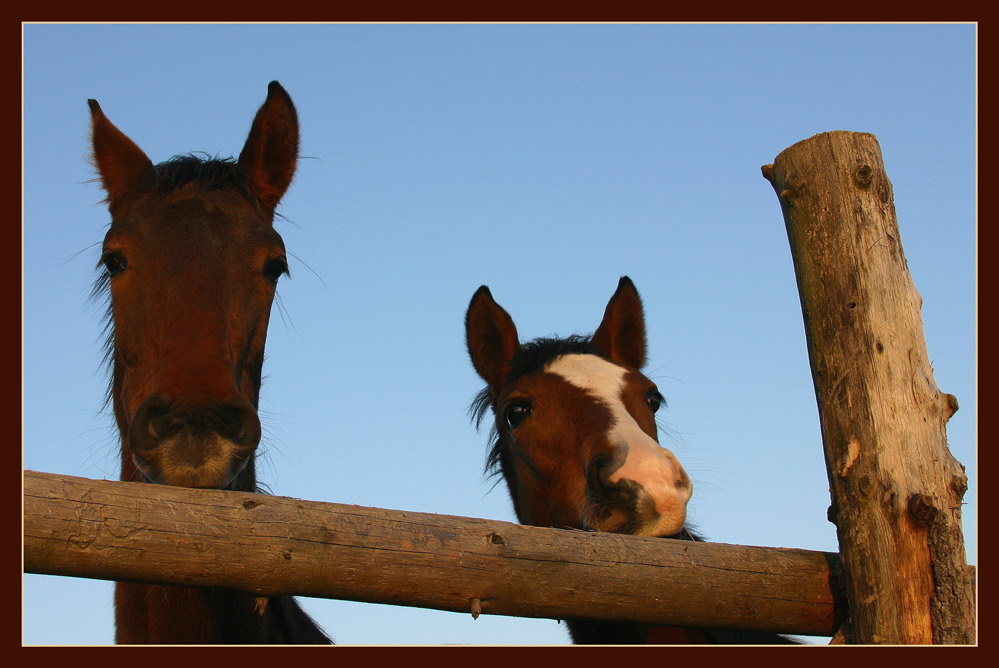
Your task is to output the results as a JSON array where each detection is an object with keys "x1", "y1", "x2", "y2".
[{"x1": 762, "y1": 131, "x2": 975, "y2": 644}]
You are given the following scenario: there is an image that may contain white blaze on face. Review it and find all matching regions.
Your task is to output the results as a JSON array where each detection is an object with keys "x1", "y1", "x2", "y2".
[{"x1": 546, "y1": 353, "x2": 692, "y2": 536}]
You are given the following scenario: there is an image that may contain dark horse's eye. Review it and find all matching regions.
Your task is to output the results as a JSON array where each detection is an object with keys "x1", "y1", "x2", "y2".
[
  {"x1": 646, "y1": 390, "x2": 665, "y2": 414},
  {"x1": 503, "y1": 402, "x2": 532, "y2": 430},
  {"x1": 100, "y1": 251, "x2": 127, "y2": 278},
  {"x1": 263, "y1": 257, "x2": 289, "y2": 284}
]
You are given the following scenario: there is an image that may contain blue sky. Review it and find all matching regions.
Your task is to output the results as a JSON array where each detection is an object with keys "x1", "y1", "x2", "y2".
[{"x1": 22, "y1": 23, "x2": 976, "y2": 645}]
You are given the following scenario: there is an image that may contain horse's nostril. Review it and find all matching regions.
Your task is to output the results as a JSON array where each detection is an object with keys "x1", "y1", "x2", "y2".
[
  {"x1": 129, "y1": 395, "x2": 261, "y2": 452},
  {"x1": 217, "y1": 398, "x2": 261, "y2": 447},
  {"x1": 586, "y1": 453, "x2": 627, "y2": 497},
  {"x1": 131, "y1": 395, "x2": 172, "y2": 444}
]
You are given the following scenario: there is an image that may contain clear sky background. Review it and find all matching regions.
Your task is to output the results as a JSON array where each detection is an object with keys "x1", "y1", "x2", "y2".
[{"x1": 23, "y1": 23, "x2": 976, "y2": 645}]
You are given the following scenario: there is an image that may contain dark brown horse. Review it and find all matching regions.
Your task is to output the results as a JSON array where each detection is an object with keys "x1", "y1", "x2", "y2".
[
  {"x1": 466, "y1": 277, "x2": 796, "y2": 644},
  {"x1": 90, "y1": 81, "x2": 330, "y2": 644}
]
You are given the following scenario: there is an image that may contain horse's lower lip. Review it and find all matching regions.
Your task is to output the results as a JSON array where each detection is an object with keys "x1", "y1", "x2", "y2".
[
  {"x1": 658, "y1": 528, "x2": 695, "y2": 541},
  {"x1": 130, "y1": 453, "x2": 244, "y2": 489}
]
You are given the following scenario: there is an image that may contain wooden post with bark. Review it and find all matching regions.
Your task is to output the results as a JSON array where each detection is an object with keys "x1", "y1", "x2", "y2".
[{"x1": 761, "y1": 131, "x2": 975, "y2": 644}]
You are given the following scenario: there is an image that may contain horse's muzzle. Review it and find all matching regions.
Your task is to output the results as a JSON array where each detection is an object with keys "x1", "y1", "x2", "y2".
[
  {"x1": 126, "y1": 394, "x2": 261, "y2": 488},
  {"x1": 584, "y1": 450, "x2": 690, "y2": 537}
]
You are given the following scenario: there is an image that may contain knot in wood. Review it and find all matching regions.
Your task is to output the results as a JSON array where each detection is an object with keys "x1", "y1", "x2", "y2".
[
  {"x1": 488, "y1": 532, "x2": 505, "y2": 545},
  {"x1": 857, "y1": 474, "x2": 873, "y2": 498},
  {"x1": 779, "y1": 174, "x2": 807, "y2": 205},
  {"x1": 943, "y1": 393, "x2": 960, "y2": 420},
  {"x1": 950, "y1": 473, "x2": 968, "y2": 499},
  {"x1": 907, "y1": 493, "x2": 938, "y2": 527},
  {"x1": 853, "y1": 164, "x2": 874, "y2": 189}
]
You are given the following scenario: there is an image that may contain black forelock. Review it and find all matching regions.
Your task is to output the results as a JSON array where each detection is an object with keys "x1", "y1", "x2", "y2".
[
  {"x1": 145, "y1": 153, "x2": 252, "y2": 196},
  {"x1": 508, "y1": 335, "x2": 600, "y2": 381}
]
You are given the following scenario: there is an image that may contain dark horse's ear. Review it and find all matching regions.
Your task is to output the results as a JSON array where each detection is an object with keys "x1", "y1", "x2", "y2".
[
  {"x1": 238, "y1": 80, "x2": 300, "y2": 214},
  {"x1": 88, "y1": 99, "x2": 154, "y2": 216},
  {"x1": 592, "y1": 276, "x2": 648, "y2": 370},
  {"x1": 466, "y1": 285, "x2": 520, "y2": 392}
]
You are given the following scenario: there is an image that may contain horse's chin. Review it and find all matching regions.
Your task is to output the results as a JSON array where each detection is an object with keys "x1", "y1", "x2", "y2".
[
  {"x1": 584, "y1": 505, "x2": 689, "y2": 539},
  {"x1": 131, "y1": 451, "x2": 249, "y2": 489},
  {"x1": 659, "y1": 527, "x2": 699, "y2": 541},
  {"x1": 579, "y1": 510, "x2": 694, "y2": 541}
]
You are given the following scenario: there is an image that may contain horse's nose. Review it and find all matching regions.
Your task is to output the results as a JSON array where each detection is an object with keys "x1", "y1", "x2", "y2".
[
  {"x1": 131, "y1": 395, "x2": 261, "y2": 447},
  {"x1": 587, "y1": 441, "x2": 692, "y2": 537},
  {"x1": 127, "y1": 394, "x2": 261, "y2": 487}
]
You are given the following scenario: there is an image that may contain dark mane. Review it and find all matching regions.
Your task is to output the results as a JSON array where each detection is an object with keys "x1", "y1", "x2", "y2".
[
  {"x1": 86, "y1": 153, "x2": 255, "y2": 206},
  {"x1": 145, "y1": 154, "x2": 253, "y2": 196},
  {"x1": 470, "y1": 334, "x2": 601, "y2": 478},
  {"x1": 509, "y1": 334, "x2": 600, "y2": 381}
]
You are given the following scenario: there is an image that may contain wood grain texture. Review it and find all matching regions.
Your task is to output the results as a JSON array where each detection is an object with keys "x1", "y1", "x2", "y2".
[{"x1": 24, "y1": 470, "x2": 844, "y2": 636}]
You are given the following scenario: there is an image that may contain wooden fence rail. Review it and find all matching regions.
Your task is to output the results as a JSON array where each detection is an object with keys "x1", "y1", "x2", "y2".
[{"x1": 23, "y1": 470, "x2": 845, "y2": 637}]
